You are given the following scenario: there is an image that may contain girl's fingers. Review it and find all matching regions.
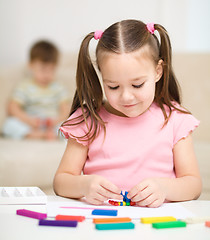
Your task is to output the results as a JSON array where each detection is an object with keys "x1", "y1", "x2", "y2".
[
  {"x1": 136, "y1": 194, "x2": 157, "y2": 207},
  {"x1": 127, "y1": 181, "x2": 148, "y2": 199},
  {"x1": 147, "y1": 199, "x2": 163, "y2": 208},
  {"x1": 95, "y1": 192, "x2": 109, "y2": 202},
  {"x1": 86, "y1": 192, "x2": 108, "y2": 205},
  {"x1": 85, "y1": 176, "x2": 123, "y2": 204},
  {"x1": 100, "y1": 179, "x2": 122, "y2": 199},
  {"x1": 130, "y1": 186, "x2": 151, "y2": 202},
  {"x1": 88, "y1": 198, "x2": 104, "y2": 205},
  {"x1": 98, "y1": 187, "x2": 123, "y2": 200}
]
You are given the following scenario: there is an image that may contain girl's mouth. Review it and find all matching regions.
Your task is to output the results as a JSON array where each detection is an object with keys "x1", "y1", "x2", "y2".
[{"x1": 123, "y1": 104, "x2": 137, "y2": 108}]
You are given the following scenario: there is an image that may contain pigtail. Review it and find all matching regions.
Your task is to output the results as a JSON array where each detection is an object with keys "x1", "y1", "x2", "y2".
[
  {"x1": 62, "y1": 33, "x2": 106, "y2": 143},
  {"x1": 154, "y1": 24, "x2": 189, "y2": 123}
]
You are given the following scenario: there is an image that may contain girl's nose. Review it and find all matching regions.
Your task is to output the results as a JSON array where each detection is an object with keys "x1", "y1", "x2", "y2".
[{"x1": 121, "y1": 89, "x2": 134, "y2": 102}]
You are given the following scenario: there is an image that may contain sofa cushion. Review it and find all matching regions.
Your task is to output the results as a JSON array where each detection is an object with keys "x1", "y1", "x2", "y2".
[{"x1": 0, "y1": 138, "x2": 66, "y2": 188}]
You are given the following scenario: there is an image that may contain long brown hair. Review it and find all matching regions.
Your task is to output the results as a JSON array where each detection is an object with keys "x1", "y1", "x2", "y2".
[{"x1": 62, "y1": 19, "x2": 189, "y2": 143}]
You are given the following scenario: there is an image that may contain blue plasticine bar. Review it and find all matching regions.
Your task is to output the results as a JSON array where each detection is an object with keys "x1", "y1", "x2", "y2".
[
  {"x1": 92, "y1": 209, "x2": 118, "y2": 216},
  {"x1": 39, "y1": 219, "x2": 78, "y2": 227},
  {"x1": 95, "y1": 222, "x2": 135, "y2": 230},
  {"x1": 152, "y1": 221, "x2": 186, "y2": 229}
]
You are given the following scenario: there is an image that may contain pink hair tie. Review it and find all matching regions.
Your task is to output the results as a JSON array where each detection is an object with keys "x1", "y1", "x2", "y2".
[
  {"x1": 146, "y1": 23, "x2": 155, "y2": 34},
  {"x1": 94, "y1": 30, "x2": 103, "y2": 40}
]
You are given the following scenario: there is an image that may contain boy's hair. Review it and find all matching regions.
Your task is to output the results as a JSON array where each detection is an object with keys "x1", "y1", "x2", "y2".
[
  {"x1": 62, "y1": 19, "x2": 189, "y2": 143},
  {"x1": 29, "y1": 40, "x2": 59, "y2": 64}
]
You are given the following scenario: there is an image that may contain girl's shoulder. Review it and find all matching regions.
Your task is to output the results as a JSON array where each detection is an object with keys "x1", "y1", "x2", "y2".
[
  {"x1": 165, "y1": 102, "x2": 200, "y2": 145},
  {"x1": 168, "y1": 102, "x2": 198, "y2": 123},
  {"x1": 67, "y1": 107, "x2": 84, "y2": 120},
  {"x1": 59, "y1": 107, "x2": 91, "y2": 145},
  {"x1": 67, "y1": 104, "x2": 110, "y2": 121},
  {"x1": 152, "y1": 101, "x2": 196, "y2": 120}
]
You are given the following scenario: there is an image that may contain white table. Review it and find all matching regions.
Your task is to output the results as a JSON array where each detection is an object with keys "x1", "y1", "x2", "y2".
[{"x1": 1, "y1": 196, "x2": 210, "y2": 240}]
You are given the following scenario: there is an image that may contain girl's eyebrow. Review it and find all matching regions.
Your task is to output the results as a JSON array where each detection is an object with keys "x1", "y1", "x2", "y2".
[
  {"x1": 131, "y1": 76, "x2": 147, "y2": 81},
  {"x1": 103, "y1": 79, "x2": 117, "y2": 83},
  {"x1": 103, "y1": 76, "x2": 147, "y2": 83}
]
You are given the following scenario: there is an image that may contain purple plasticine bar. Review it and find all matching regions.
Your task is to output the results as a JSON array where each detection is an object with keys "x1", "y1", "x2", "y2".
[
  {"x1": 16, "y1": 209, "x2": 47, "y2": 220},
  {"x1": 39, "y1": 219, "x2": 78, "y2": 227}
]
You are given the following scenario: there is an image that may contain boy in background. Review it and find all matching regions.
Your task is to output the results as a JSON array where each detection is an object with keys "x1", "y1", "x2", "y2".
[{"x1": 2, "y1": 40, "x2": 70, "y2": 140}]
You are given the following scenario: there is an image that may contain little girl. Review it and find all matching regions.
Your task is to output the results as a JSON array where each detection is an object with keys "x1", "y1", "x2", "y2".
[{"x1": 53, "y1": 20, "x2": 202, "y2": 207}]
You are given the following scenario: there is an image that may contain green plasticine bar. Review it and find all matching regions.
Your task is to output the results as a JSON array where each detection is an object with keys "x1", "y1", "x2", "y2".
[
  {"x1": 95, "y1": 222, "x2": 135, "y2": 230},
  {"x1": 152, "y1": 221, "x2": 187, "y2": 229}
]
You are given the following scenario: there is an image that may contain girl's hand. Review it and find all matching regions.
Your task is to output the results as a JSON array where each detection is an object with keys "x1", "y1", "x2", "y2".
[
  {"x1": 84, "y1": 175, "x2": 123, "y2": 205},
  {"x1": 127, "y1": 178, "x2": 166, "y2": 208}
]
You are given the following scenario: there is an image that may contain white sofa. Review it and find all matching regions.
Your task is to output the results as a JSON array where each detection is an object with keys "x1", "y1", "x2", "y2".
[
  {"x1": 0, "y1": 53, "x2": 209, "y2": 199},
  {"x1": 0, "y1": 54, "x2": 77, "y2": 193}
]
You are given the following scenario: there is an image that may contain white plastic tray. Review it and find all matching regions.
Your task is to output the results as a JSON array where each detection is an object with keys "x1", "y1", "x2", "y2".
[{"x1": 0, "y1": 187, "x2": 47, "y2": 204}]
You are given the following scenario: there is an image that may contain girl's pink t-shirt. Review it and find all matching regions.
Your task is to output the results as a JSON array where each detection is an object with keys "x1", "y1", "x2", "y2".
[{"x1": 60, "y1": 102, "x2": 199, "y2": 191}]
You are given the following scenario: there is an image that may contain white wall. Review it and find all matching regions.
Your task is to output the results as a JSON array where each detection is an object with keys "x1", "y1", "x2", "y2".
[{"x1": 0, "y1": 0, "x2": 209, "y2": 66}]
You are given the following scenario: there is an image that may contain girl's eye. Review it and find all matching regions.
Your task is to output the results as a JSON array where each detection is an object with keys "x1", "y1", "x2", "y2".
[
  {"x1": 132, "y1": 83, "x2": 144, "y2": 88},
  {"x1": 108, "y1": 86, "x2": 119, "y2": 90}
]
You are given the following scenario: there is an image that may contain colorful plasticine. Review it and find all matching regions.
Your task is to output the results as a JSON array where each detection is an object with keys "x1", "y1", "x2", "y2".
[
  {"x1": 141, "y1": 216, "x2": 177, "y2": 224},
  {"x1": 55, "y1": 215, "x2": 85, "y2": 222},
  {"x1": 95, "y1": 222, "x2": 135, "y2": 230},
  {"x1": 92, "y1": 209, "x2": 118, "y2": 216},
  {"x1": 16, "y1": 209, "x2": 47, "y2": 220},
  {"x1": 205, "y1": 221, "x2": 210, "y2": 227},
  {"x1": 184, "y1": 217, "x2": 210, "y2": 224},
  {"x1": 108, "y1": 191, "x2": 136, "y2": 206},
  {"x1": 108, "y1": 200, "x2": 136, "y2": 206},
  {"x1": 39, "y1": 219, "x2": 78, "y2": 227},
  {"x1": 152, "y1": 221, "x2": 187, "y2": 229},
  {"x1": 121, "y1": 191, "x2": 130, "y2": 203},
  {"x1": 93, "y1": 217, "x2": 132, "y2": 224}
]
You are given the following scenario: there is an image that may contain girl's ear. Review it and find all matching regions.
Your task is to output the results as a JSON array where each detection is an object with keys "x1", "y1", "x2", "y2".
[{"x1": 155, "y1": 59, "x2": 163, "y2": 82}]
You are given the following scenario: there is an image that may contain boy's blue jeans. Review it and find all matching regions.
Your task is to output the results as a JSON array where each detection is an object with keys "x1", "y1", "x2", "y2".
[{"x1": 2, "y1": 117, "x2": 60, "y2": 139}]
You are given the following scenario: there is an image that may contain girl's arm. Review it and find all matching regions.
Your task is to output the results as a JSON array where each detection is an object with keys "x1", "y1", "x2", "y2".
[
  {"x1": 128, "y1": 134, "x2": 202, "y2": 207},
  {"x1": 161, "y1": 133, "x2": 202, "y2": 201},
  {"x1": 53, "y1": 137, "x2": 122, "y2": 205}
]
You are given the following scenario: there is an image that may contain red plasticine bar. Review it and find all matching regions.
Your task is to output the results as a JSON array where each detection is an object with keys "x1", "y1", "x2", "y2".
[
  {"x1": 205, "y1": 221, "x2": 210, "y2": 227},
  {"x1": 16, "y1": 209, "x2": 47, "y2": 220},
  {"x1": 56, "y1": 215, "x2": 85, "y2": 222}
]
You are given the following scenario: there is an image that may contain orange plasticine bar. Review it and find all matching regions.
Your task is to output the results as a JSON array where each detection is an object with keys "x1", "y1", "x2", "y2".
[
  {"x1": 205, "y1": 221, "x2": 210, "y2": 227},
  {"x1": 93, "y1": 217, "x2": 132, "y2": 224},
  {"x1": 55, "y1": 215, "x2": 85, "y2": 222}
]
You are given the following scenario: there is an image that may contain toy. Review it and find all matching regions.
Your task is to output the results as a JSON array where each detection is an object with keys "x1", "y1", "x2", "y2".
[
  {"x1": 152, "y1": 221, "x2": 186, "y2": 229},
  {"x1": 206, "y1": 221, "x2": 210, "y2": 227},
  {"x1": 39, "y1": 219, "x2": 78, "y2": 227},
  {"x1": 55, "y1": 215, "x2": 85, "y2": 222},
  {"x1": 108, "y1": 191, "x2": 136, "y2": 206},
  {"x1": 92, "y1": 209, "x2": 118, "y2": 216},
  {"x1": 93, "y1": 217, "x2": 131, "y2": 224},
  {"x1": 95, "y1": 222, "x2": 135, "y2": 230},
  {"x1": 141, "y1": 216, "x2": 177, "y2": 224},
  {"x1": 16, "y1": 209, "x2": 47, "y2": 220}
]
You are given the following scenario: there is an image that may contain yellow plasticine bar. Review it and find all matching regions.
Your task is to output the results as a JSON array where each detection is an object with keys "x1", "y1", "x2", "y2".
[{"x1": 141, "y1": 216, "x2": 177, "y2": 224}]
